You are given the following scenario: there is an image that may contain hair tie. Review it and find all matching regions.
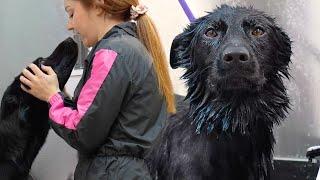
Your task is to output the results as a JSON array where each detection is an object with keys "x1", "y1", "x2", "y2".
[{"x1": 130, "y1": 4, "x2": 148, "y2": 20}]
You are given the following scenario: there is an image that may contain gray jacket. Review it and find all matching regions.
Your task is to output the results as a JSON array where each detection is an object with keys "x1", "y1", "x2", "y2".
[{"x1": 49, "y1": 22, "x2": 166, "y2": 180}]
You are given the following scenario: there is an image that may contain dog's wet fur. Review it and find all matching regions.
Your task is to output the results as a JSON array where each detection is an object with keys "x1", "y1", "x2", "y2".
[
  {"x1": 147, "y1": 5, "x2": 292, "y2": 180},
  {"x1": 0, "y1": 38, "x2": 78, "y2": 180}
]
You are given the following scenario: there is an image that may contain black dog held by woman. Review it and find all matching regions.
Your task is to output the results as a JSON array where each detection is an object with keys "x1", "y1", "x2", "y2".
[
  {"x1": 0, "y1": 38, "x2": 78, "y2": 180},
  {"x1": 147, "y1": 5, "x2": 292, "y2": 180}
]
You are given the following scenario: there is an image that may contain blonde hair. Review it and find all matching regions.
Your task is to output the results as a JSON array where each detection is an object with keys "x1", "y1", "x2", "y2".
[{"x1": 79, "y1": 0, "x2": 176, "y2": 113}]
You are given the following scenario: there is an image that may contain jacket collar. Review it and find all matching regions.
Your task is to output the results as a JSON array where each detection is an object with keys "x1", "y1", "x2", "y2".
[
  {"x1": 102, "y1": 21, "x2": 137, "y2": 39},
  {"x1": 85, "y1": 21, "x2": 137, "y2": 64}
]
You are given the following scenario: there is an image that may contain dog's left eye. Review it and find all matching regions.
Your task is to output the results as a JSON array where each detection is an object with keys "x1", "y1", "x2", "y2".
[
  {"x1": 205, "y1": 28, "x2": 218, "y2": 38},
  {"x1": 251, "y1": 27, "x2": 265, "y2": 37}
]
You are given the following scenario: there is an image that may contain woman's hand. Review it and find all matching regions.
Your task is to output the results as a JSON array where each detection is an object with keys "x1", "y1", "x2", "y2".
[{"x1": 19, "y1": 64, "x2": 60, "y2": 102}]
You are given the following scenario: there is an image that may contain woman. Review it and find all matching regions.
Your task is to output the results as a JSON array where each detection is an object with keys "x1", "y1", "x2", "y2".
[{"x1": 19, "y1": 0, "x2": 175, "y2": 179}]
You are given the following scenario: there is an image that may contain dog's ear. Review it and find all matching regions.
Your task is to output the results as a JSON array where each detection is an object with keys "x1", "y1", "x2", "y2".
[
  {"x1": 170, "y1": 33, "x2": 191, "y2": 69},
  {"x1": 32, "y1": 58, "x2": 45, "y2": 68},
  {"x1": 271, "y1": 25, "x2": 292, "y2": 77},
  {"x1": 170, "y1": 17, "x2": 206, "y2": 69}
]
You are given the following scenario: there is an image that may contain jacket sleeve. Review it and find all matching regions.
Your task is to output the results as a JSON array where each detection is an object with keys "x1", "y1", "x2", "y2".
[{"x1": 49, "y1": 49, "x2": 130, "y2": 154}]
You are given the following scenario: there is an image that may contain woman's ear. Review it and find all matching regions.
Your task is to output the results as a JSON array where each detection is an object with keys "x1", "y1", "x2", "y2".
[{"x1": 93, "y1": 0, "x2": 106, "y2": 16}]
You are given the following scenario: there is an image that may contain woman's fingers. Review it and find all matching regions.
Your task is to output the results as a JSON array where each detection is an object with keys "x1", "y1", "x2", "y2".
[
  {"x1": 21, "y1": 68, "x2": 36, "y2": 81},
  {"x1": 20, "y1": 84, "x2": 30, "y2": 92},
  {"x1": 19, "y1": 64, "x2": 60, "y2": 102},
  {"x1": 28, "y1": 63, "x2": 44, "y2": 76},
  {"x1": 19, "y1": 75, "x2": 32, "y2": 88},
  {"x1": 41, "y1": 65, "x2": 56, "y2": 75}
]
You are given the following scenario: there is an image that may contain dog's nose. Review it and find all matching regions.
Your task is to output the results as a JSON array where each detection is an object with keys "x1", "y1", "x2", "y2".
[{"x1": 222, "y1": 47, "x2": 250, "y2": 64}]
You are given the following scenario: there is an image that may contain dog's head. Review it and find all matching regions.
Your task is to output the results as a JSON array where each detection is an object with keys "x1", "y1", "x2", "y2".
[
  {"x1": 32, "y1": 37, "x2": 78, "y2": 90},
  {"x1": 171, "y1": 5, "x2": 291, "y2": 94},
  {"x1": 171, "y1": 5, "x2": 292, "y2": 134}
]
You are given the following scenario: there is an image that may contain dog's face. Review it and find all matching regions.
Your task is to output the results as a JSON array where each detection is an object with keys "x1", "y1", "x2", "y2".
[
  {"x1": 171, "y1": 5, "x2": 291, "y2": 94},
  {"x1": 32, "y1": 37, "x2": 78, "y2": 90}
]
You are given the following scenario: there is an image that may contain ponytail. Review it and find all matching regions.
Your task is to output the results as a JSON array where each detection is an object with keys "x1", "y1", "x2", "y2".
[{"x1": 136, "y1": 15, "x2": 176, "y2": 113}]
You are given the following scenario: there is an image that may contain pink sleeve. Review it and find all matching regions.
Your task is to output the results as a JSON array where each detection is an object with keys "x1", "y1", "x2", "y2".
[{"x1": 48, "y1": 49, "x2": 118, "y2": 130}]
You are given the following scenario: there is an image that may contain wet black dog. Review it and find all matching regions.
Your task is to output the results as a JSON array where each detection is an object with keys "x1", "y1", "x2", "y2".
[
  {"x1": 0, "y1": 38, "x2": 78, "y2": 180},
  {"x1": 147, "y1": 5, "x2": 292, "y2": 180}
]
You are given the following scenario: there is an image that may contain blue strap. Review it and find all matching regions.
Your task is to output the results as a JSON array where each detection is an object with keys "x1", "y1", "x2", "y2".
[{"x1": 178, "y1": 0, "x2": 196, "y2": 22}]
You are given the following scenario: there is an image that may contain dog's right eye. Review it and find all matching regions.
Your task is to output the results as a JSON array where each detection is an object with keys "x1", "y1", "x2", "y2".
[
  {"x1": 251, "y1": 27, "x2": 265, "y2": 37},
  {"x1": 205, "y1": 28, "x2": 218, "y2": 38}
]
